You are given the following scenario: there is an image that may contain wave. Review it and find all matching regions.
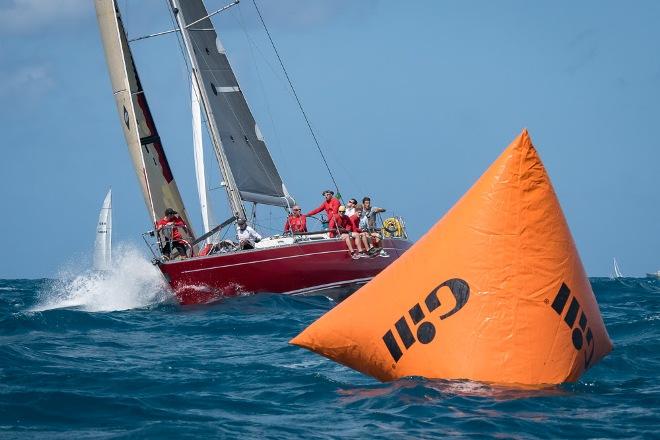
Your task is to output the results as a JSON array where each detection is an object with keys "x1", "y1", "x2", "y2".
[{"x1": 31, "y1": 244, "x2": 172, "y2": 313}]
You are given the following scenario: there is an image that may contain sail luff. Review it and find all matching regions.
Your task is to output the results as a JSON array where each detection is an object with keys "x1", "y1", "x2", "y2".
[
  {"x1": 95, "y1": 0, "x2": 196, "y2": 238},
  {"x1": 169, "y1": 0, "x2": 295, "y2": 210}
]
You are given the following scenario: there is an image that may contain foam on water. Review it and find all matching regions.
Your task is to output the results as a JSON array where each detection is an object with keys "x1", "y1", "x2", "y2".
[{"x1": 31, "y1": 244, "x2": 171, "y2": 312}]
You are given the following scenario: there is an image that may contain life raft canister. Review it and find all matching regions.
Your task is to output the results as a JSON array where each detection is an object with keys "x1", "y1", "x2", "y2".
[
  {"x1": 382, "y1": 217, "x2": 404, "y2": 238},
  {"x1": 291, "y1": 129, "x2": 612, "y2": 385}
]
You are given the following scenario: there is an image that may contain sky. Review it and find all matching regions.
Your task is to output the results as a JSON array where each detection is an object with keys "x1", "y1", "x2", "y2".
[{"x1": 0, "y1": 0, "x2": 659, "y2": 278}]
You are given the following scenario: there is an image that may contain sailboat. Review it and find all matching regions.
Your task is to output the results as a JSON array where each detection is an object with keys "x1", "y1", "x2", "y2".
[
  {"x1": 93, "y1": 189, "x2": 112, "y2": 271},
  {"x1": 94, "y1": 0, "x2": 412, "y2": 304},
  {"x1": 612, "y1": 257, "x2": 623, "y2": 279}
]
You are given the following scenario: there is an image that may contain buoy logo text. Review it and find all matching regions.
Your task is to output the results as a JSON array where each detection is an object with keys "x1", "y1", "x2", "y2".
[
  {"x1": 382, "y1": 278, "x2": 470, "y2": 363},
  {"x1": 550, "y1": 283, "x2": 596, "y2": 368}
]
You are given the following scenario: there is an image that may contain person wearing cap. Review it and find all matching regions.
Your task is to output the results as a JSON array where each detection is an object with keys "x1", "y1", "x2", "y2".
[
  {"x1": 156, "y1": 208, "x2": 190, "y2": 259},
  {"x1": 236, "y1": 218, "x2": 262, "y2": 250},
  {"x1": 337, "y1": 205, "x2": 367, "y2": 259},
  {"x1": 284, "y1": 205, "x2": 307, "y2": 234},
  {"x1": 306, "y1": 190, "x2": 340, "y2": 237}
]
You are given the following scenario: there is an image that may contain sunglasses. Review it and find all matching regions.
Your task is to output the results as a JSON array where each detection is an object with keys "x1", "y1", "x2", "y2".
[{"x1": 293, "y1": 209, "x2": 301, "y2": 211}]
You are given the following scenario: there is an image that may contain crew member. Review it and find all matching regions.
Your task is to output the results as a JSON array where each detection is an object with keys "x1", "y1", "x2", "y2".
[
  {"x1": 307, "y1": 190, "x2": 341, "y2": 237},
  {"x1": 361, "y1": 197, "x2": 386, "y2": 230},
  {"x1": 337, "y1": 205, "x2": 366, "y2": 258},
  {"x1": 284, "y1": 205, "x2": 307, "y2": 234},
  {"x1": 236, "y1": 218, "x2": 262, "y2": 250},
  {"x1": 156, "y1": 208, "x2": 190, "y2": 259}
]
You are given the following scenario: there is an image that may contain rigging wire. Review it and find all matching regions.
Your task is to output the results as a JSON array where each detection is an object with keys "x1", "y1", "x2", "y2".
[{"x1": 251, "y1": 0, "x2": 342, "y2": 200}]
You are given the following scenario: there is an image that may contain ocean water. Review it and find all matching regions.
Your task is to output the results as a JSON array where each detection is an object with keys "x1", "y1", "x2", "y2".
[{"x1": 1, "y1": 250, "x2": 658, "y2": 439}]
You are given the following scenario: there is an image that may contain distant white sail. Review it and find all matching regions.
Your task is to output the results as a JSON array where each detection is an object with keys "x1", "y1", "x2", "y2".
[
  {"x1": 613, "y1": 257, "x2": 623, "y2": 279},
  {"x1": 192, "y1": 72, "x2": 212, "y2": 242},
  {"x1": 94, "y1": 189, "x2": 112, "y2": 271}
]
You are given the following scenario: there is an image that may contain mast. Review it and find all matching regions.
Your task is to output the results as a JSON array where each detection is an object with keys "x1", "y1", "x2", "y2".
[{"x1": 169, "y1": 0, "x2": 247, "y2": 220}]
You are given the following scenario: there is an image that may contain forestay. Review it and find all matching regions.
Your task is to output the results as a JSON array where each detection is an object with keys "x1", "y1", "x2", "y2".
[
  {"x1": 94, "y1": 0, "x2": 195, "y2": 236},
  {"x1": 171, "y1": 0, "x2": 294, "y2": 208}
]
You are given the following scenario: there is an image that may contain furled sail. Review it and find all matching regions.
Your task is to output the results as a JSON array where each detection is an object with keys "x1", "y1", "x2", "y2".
[
  {"x1": 94, "y1": 0, "x2": 195, "y2": 237},
  {"x1": 93, "y1": 189, "x2": 112, "y2": 271},
  {"x1": 171, "y1": 0, "x2": 294, "y2": 208}
]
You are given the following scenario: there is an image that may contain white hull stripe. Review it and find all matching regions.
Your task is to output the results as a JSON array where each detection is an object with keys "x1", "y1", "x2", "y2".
[{"x1": 179, "y1": 248, "x2": 397, "y2": 274}]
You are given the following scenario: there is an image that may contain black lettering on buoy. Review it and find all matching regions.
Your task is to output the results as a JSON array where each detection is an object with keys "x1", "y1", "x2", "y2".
[
  {"x1": 383, "y1": 330, "x2": 403, "y2": 362},
  {"x1": 550, "y1": 282, "x2": 596, "y2": 368},
  {"x1": 383, "y1": 278, "x2": 470, "y2": 363}
]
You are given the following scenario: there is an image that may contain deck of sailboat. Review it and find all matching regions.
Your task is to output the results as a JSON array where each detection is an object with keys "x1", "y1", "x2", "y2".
[{"x1": 158, "y1": 236, "x2": 412, "y2": 305}]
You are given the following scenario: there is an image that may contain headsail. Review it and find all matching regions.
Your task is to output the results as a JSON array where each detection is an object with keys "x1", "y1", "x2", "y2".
[
  {"x1": 192, "y1": 72, "x2": 213, "y2": 242},
  {"x1": 94, "y1": 0, "x2": 195, "y2": 238},
  {"x1": 170, "y1": 0, "x2": 294, "y2": 209},
  {"x1": 93, "y1": 189, "x2": 112, "y2": 271}
]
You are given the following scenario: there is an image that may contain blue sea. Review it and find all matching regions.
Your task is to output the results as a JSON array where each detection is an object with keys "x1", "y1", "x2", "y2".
[{"x1": 1, "y1": 250, "x2": 659, "y2": 439}]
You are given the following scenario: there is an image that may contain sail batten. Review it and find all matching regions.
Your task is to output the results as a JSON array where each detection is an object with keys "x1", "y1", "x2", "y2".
[
  {"x1": 170, "y1": 0, "x2": 295, "y2": 209},
  {"x1": 95, "y1": 0, "x2": 195, "y2": 237}
]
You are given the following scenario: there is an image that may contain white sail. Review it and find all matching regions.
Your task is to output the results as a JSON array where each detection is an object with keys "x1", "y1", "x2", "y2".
[
  {"x1": 613, "y1": 257, "x2": 623, "y2": 279},
  {"x1": 192, "y1": 72, "x2": 213, "y2": 242},
  {"x1": 94, "y1": 0, "x2": 195, "y2": 238},
  {"x1": 94, "y1": 189, "x2": 112, "y2": 271},
  {"x1": 170, "y1": 0, "x2": 295, "y2": 211}
]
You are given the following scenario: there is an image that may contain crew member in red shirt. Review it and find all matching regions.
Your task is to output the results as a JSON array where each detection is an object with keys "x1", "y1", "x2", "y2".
[
  {"x1": 306, "y1": 190, "x2": 340, "y2": 237},
  {"x1": 284, "y1": 205, "x2": 307, "y2": 234},
  {"x1": 336, "y1": 205, "x2": 366, "y2": 258},
  {"x1": 156, "y1": 208, "x2": 190, "y2": 259}
]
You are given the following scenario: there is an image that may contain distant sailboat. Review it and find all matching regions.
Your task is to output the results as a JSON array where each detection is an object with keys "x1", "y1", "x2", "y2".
[
  {"x1": 93, "y1": 189, "x2": 112, "y2": 271},
  {"x1": 646, "y1": 270, "x2": 660, "y2": 279},
  {"x1": 613, "y1": 257, "x2": 623, "y2": 279}
]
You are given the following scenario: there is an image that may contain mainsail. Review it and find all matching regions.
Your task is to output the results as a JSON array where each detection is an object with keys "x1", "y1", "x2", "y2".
[
  {"x1": 170, "y1": 0, "x2": 294, "y2": 210},
  {"x1": 95, "y1": 0, "x2": 195, "y2": 237},
  {"x1": 93, "y1": 189, "x2": 112, "y2": 271}
]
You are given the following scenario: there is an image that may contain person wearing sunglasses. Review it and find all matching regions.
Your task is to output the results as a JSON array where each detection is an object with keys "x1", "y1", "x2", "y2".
[
  {"x1": 284, "y1": 205, "x2": 307, "y2": 234},
  {"x1": 345, "y1": 198, "x2": 358, "y2": 217}
]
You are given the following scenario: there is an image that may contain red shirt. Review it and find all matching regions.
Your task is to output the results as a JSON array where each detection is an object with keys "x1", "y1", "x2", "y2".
[
  {"x1": 307, "y1": 198, "x2": 340, "y2": 222},
  {"x1": 156, "y1": 216, "x2": 187, "y2": 241},
  {"x1": 336, "y1": 214, "x2": 360, "y2": 233},
  {"x1": 348, "y1": 214, "x2": 362, "y2": 233},
  {"x1": 284, "y1": 214, "x2": 307, "y2": 233}
]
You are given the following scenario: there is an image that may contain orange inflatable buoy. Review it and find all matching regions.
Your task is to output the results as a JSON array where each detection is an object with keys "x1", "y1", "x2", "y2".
[{"x1": 291, "y1": 129, "x2": 612, "y2": 385}]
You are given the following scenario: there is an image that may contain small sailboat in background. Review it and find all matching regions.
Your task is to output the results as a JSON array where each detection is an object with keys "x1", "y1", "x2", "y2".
[
  {"x1": 646, "y1": 270, "x2": 660, "y2": 279},
  {"x1": 613, "y1": 257, "x2": 623, "y2": 279},
  {"x1": 93, "y1": 189, "x2": 112, "y2": 271}
]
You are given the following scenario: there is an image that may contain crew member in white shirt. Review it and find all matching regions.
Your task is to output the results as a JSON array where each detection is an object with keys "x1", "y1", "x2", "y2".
[
  {"x1": 344, "y1": 198, "x2": 358, "y2": 217},
  {"x1": 236, "y1": 218, "x2": 262, "y2": 250}
]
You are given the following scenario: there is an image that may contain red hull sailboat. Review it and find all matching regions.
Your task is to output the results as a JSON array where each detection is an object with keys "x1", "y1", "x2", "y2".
[
  {"x1": 159, "y1": 238, "x2": 411, "y2": 305},
  {"x1": 95, "y1": 0, "x2": 412, "y2": 305}
]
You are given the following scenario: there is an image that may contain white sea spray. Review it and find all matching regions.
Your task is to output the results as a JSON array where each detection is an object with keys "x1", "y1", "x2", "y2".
[{"x1": 31, "y1": 243, "x2": 172, "y2": 312}]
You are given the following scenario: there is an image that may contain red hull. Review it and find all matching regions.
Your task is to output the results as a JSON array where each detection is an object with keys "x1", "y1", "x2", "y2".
[{"x1": 157, "y1": 238, "x2": 412, "y2": 305}]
